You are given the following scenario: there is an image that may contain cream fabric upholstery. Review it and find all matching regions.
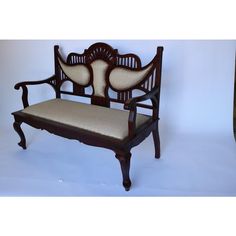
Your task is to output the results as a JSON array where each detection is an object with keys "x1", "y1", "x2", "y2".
[
  {"x1": 91, "y1": 60, "x2": 109, "y2": 97},
  {"x1": 109, "y1": 63, "x2": 153, "y2": 90},
  {"x1": 58, "y1": 57, "x2": 90, "y2": 86},
  {"x1": 22, "y1": 99, "x2": 150, "y2": 140}
]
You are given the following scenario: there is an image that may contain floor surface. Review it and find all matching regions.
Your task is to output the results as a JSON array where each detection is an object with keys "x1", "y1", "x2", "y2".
[{"x1": 0, "y1": 125, "x2": 236, "y2": 196}]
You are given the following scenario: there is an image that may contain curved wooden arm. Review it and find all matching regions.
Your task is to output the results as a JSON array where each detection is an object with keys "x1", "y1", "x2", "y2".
[
  {"x1": 124, "y1": 88, "x2": 159, "y2": 110},
  {"x1": 125, "y1": 88, "x2": 159, "y2": 138},
  {"x1": 14, "y1": 75, "x2": 57, "y2": 108},
  {"x1": 14, "y1": 75, "x2": 56, "y2": 89}
]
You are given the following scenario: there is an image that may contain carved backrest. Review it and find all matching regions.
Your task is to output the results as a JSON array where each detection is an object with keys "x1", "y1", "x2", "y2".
[{"x1": 54, "y1": 42, "x2": 163, "y2": 110}]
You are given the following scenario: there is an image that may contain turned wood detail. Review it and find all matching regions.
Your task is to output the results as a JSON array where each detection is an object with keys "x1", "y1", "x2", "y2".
[
  {"x1": 13, "y1": 121, "x2": 26, "y2": 150},
  {"x1": 115, "y1": 151, "x2": 132, "y2": 191}
]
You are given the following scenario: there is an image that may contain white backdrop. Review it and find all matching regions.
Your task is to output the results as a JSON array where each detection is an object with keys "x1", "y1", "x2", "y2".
[
  {"x1": 0, "y1": 40, "x2": 235, "y2": 196},
  {"x1": 0, "y1": 40, "x2": 235, "y2": 135}
]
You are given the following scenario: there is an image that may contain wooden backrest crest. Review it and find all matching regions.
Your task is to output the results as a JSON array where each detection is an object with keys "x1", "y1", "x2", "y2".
[{"x1": 54, "y1": 42, "x2": 163, "y2": 110}]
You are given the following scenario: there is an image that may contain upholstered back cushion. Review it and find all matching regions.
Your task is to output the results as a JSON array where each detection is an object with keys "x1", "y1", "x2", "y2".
[
  {"x1": 90, "y1": 60, "x2": 109, "y2": 97},
  {"x1": 59, "y1": 57, "x2": 153, "y2": 97},
  {"x1": 58, "y1": 57, "x2": 90, "y2": 86},
  {"x1": 109, "y1": 63, "x2": 153, "y2": 91}
]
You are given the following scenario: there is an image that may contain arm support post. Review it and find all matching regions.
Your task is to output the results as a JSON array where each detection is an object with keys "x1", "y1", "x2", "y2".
[
  {"x1": 14, "y1": 75, "x2": 57, "y2": 108},
  {"x1": 124, "y1": 88, "x2": 159, "y2": 138}
]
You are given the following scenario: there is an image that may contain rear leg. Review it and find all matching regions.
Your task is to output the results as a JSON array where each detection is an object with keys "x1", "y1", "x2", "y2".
[{"x1": 152, "y1": 123, "x2": 160, "y2": 159}]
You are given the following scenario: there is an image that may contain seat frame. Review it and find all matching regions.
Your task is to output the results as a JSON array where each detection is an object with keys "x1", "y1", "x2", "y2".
[{"x1": 12, "y1": 42, "x2": 164, "y2": 191}]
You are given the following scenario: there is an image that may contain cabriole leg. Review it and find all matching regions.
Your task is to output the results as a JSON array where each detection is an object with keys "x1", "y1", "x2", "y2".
[
  {"x1": 152, "y1": 122, "x2": 160, "y2": 159},
  {"x1": 13, "y1": 121, "x2": 26, "y2": 150},
  {"x1": 116, "y1": 151, "x2": 132, "y2": 191}
]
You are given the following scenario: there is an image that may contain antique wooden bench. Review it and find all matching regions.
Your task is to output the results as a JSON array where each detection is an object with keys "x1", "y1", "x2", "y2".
[{"x1": 12, "y1": 42, "x2": 164, "y2": 191}]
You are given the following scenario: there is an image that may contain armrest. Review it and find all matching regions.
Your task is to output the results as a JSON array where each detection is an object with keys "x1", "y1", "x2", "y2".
[
  {"x1": 14, "y1": 75, "x2": 56, "y2": 90},
  {"x1": 124, "y1": 88, "x2": 158, "y2": 110},
  {"x1": 124, "y1": 88, "x2": 159, "y2": 138},
  {"x1": 15, "y1": 75, "x2": 57, "y2": 108}
]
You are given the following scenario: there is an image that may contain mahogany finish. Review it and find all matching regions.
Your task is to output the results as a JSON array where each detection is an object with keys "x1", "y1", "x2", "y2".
[{"x1": 12, "y1": 42, "x2": 164, "y2": 191}]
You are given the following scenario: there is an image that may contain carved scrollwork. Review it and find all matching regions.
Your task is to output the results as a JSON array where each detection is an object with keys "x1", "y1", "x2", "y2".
[{"x1": 85, "y1": 43, "x2": 117, "y2": 64}]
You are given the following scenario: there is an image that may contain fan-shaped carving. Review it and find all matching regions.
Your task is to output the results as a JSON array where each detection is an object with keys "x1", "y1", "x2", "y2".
[{"x1": 85, "y1": 43, "x2": 117, "y2": 64}]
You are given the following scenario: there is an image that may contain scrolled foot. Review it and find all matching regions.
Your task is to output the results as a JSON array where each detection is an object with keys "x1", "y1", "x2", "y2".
[
  {"x1": 155, "y1": 150, "x2": 160, "y2": 159},
  {"x1": 123, "y1": 180, "x2": 131, "y2": 191},
  {"x1": 13, "y1": 121, "x2": 26, "y2": 150},
  {"x1": 116, "y1": 151, "x2": 132, "y2": 191},
  {"x1": 18, "y1": 140, "x2": 26, "y2": 150}
]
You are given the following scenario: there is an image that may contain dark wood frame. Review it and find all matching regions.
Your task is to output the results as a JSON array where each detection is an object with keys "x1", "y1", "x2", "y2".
[{"x1": 12, "y1": 42, "x2": 164, "y2": 191}]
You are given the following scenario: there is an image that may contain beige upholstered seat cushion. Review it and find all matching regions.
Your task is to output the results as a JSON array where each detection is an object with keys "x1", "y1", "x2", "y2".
[{"x1": 22, "y1": 99, "x2": 150, "y2": 140}]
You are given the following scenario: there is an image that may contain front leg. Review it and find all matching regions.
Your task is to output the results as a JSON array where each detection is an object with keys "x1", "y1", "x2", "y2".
[
  {"x1": 14, "y1": 84, "x2": 29, "y2": 108},
  {"x1": 116, "y1": 151, "x2": 132, "y2": 191},
  {"x1": 13, "y1": 121, "x2": 26, "y2": 150}
]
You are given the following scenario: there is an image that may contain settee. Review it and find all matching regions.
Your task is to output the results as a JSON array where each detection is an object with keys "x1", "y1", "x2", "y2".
[{"x1": 12, "y1": 42, "x2": 164, "y2": 191}]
